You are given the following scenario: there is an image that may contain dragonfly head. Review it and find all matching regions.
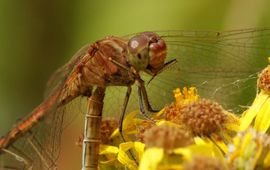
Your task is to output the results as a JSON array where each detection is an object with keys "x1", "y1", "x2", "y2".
[{"x1": 127, "y1": 32, "x2": 167, "y2": 74}]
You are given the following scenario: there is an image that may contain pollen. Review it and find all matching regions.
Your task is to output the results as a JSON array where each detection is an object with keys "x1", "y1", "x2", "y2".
[
  {"x1": 143, "y1": 124, "x2": 194, "y2": 152},
  {"x1": 184, "y1": 156, "x2": 226, "y2": 170},
  {"x1": 165, "y1": 99, "x2": 227, "y2": 136},
  {"x1": 258, "y1": 65, "x2": 270, "y2": 94},
  {"x1": 174, "y1": 87, "x2": 199, "y2": 107}
]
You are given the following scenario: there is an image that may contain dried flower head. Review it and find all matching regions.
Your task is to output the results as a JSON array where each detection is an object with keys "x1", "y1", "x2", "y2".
[
  {"x1": 166, "y1": 99, "x2": 227, "y2": 136},
  {"x1": 76, "y1": 118, "x2": 118, "y2": 147},
  {"x1": 258, "y1": 65, "x2": 270, "y2": 94},
  {"x1": 100, "y1": 118, "x2": 118, "y2": 144},
  {"x1": 136, "y1": 120, "x2": 155, "y2": 142},
  {"x1": 184, "y1": 155, "x2": 226, "y2": 170},
  {"x1": 143, "y1": 124, "x2": 194, "y2": 152}
]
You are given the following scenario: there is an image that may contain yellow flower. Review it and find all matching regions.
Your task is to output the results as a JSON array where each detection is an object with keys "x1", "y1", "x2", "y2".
[
  {"x1": 227, "y1": 128, "x2": 270, "y2": 169},
  {"x1": 165, "y1": 97, "x2": 239, "y2": 150},
  {"x1": 100, "y1": 86, "x2": 241, "y2": 169},
  {"x1": 138, "y1": 122, "x2": 227, "y2": 170},
  {"x1": 139, "y1": 137, "x2": 226, "y2": 170},
  {"x1": 240, "y1": 64, "x2": 270, "y2": 132},
  {"x1": 138, "y1": 123, "x2": 193, "y2": 170},
  {"x1": 99, "y1": 141, "x2": 145, "y2": 170}
]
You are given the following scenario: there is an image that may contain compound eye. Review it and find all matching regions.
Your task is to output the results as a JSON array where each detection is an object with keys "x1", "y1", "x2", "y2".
[
  {"x1": 128, "y1": 36, "x2": 148, "y2": 54},
  {"x1": 127, "y1": 35, "x2": 150, "y2": 70}
]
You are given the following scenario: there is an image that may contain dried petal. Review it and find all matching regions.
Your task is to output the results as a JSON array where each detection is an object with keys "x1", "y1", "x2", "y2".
[{"x1": 184, "y1": 155, "x2": 226, "y2": 170}]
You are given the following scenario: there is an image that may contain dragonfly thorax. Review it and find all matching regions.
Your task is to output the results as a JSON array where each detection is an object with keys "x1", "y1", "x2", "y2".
[{"x1": 127, "y1": 32, "x2": 167, "y2": 74}]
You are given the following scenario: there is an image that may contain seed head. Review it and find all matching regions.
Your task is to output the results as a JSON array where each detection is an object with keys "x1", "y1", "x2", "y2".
[
  {"x1": 100, "y1": 118, "x2": 118, "y2": 144},
  {"x1": 136, "y1": 120, "x2": 155, "y2": 142},
  {"x1": 258, "y1": 65, "x2": 270, "y2": 94},
  {"x1": 166, "y1": 99, "x2": 227, "y2": 136},
  {"x1": 143, "y1": 124, "x2": 194, "y2": 152}
]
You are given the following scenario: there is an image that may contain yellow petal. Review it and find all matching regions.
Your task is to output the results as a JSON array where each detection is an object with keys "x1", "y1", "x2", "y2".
[
  {"x1": 123, "y1": 111, "x2": 140, "y2": 130},
  {"x1": 173, "y1": 144, "x2": 216, "y2": 160},
  {"x1": 110, "y1": 111, "x2": 140, "y2": 138},
  {"x1": 198, "y1": 137, "x2": 226, "y2": 157},
  {"x1": 110, "y1": 128, "x2": 119, "y2": 138},
  {"x1": 99, "y1": 145, "x2": 119, "y2": 165},
  {"x1": 211, "y1": 138, "x2": 228, "y2": 155},
  {"x1": 118, "y1": 142, "x2": 138, "y2": 170},
  {"x1": 139, "y1": 148, "x2": 164, "y2": 170},
  {"x1": 240, "y1": 91, "x2": 269, "y2": 131},
  {"x1": 264, "y1": 152, "x2": 270, "y2": 168},
  {"x1": 100, "y1": 145, "x2": 119, "y2": 155},
  {"x1": 155, "y1": 108, "x2": 165, "y2": 117},
  {"x1": 134, "y1": 142, "x2": 145, "y2": 161},
  {"x1": 254, "y1": 95, "x2": 270, "y2": 132},
  {"x1": 194, "y1": 137, "x2": 206, "y2": 145}
]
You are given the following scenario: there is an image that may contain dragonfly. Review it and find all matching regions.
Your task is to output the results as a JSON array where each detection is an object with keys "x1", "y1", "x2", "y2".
[{"x1": 1, "y1": 28, "x2": 270, "y2": 170}]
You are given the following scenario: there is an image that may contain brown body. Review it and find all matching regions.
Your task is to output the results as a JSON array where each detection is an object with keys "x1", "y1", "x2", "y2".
[
  {"x1": 0, "y1": 36, "x2": 135, "y2": 150},
  {"x1": 61, "y1": 36, "x2": 136, "y2": 102}
]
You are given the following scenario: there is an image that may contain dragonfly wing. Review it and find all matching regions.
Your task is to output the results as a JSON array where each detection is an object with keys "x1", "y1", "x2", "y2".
[
  {"x1": 0, "y1": 44, "x2": 91, "y2": 170},
  {"x1": 44, "y1": 44, "x2": 91, "y2": 99},
  {"x1": 144, "y1": 28, "x2": 270, "y2": 112}
]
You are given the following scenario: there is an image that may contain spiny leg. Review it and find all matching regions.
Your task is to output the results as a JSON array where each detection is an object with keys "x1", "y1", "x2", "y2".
[
  {"x1": 140, "y1": 80, "x2": 159, "y2": 113},
  {"x1": 118, "y1": 86, "x2": 138, "y2": 164},
  {"x1": 118, "y1": 86, "x2": 131, "y2": 141},
  {"x1": 137, "y1": 86, "x2": 155, "y2": 123},
  {"x1": 136, "y1": 79, "x2": 157, "y2": 123}
]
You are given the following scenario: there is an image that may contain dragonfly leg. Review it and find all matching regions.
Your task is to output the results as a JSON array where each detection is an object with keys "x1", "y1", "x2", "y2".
[
  {"x1": 146, "y1": 59, "x2": 177, "y2": 85},
  {"x1": 118, "y1": 86, "x2": 132, "y2": 141},
  {"x1": 136, "y1": 78, "x2": 159, "y2": 113},
  {"x1": 137, "y1": 86, "x2": 156, "y2": 124},
  {"x1": 118, "y1": 86, "x2": 138, "y2": 164}
]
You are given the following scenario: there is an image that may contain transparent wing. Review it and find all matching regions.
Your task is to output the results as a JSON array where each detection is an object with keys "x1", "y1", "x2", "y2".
[
  {"x1": 144, "y1": 28, "x2": 270, "y2": 113},
  {"x1": 111, "y1": 28, "x2": 270, "y2": 115},
  {"x1": 44, "y1": 44, "x2": 90, "y2": 98},
  {"x1": 0, "y1": 45, "x2": 91, "y2": 169}
]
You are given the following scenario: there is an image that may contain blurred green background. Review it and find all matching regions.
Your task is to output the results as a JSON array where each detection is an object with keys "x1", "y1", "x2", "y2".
[{"x1": 1, "y1": 0, "x2": 270, "y2": 143}]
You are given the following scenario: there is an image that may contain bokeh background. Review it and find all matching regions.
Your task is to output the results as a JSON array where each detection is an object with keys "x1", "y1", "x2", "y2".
[{"x1": 1, "y1": 0, "x2": 270, "y2": 168}]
